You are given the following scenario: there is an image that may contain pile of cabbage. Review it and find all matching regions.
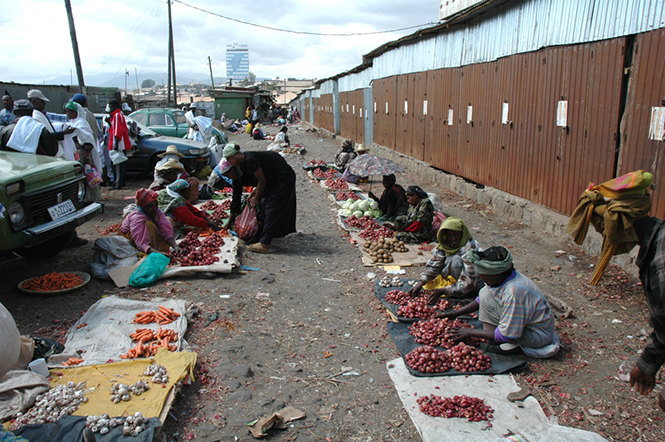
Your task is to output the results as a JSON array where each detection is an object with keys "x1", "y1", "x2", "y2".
[{"x1": 341, "y1": 198, "x2": 382, "y2": 218}]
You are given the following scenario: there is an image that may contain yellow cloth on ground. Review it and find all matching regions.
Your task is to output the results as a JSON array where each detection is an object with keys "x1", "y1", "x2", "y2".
[
  {"x1": 565, "y1": 170, "x2": 653, "y2": 285},
  {"x1": 50, "y1": 349, "x2": 196, "y2": 419},
  {"x1": 422, "y1": 274, "x2": 457, "y2": 290}
]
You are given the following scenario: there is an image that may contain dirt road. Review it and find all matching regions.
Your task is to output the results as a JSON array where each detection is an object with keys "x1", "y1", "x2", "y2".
[{"x1": 1, "y1": 124, "x2": 663, "y2": 441}]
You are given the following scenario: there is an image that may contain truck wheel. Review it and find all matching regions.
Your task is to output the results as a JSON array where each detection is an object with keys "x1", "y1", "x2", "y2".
[{"x1": 15, "y1": 231, "x2": 75, "y2": 259}]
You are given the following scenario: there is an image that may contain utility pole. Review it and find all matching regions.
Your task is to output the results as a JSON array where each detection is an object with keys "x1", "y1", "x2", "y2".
[
  {"x1": 135, "y1": 67, "x2": 139, "y2": 91},
  {"x1": 167, "y1": 0, "x2": 174, "y2": 106},
  {"x1": 208, "y1": 56, "x2": 215, "y2": 88},
  {"x1": 125, "y1": 69, "x2": 129, "y2": 96},
  {"x1": 64, "y1": 0, "x2": 85, "y2": 93}
]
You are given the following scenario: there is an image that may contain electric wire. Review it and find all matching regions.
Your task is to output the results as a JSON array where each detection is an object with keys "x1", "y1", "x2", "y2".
[{"x1": 172, "y1": 0, "x2": 436, "y2": 36}]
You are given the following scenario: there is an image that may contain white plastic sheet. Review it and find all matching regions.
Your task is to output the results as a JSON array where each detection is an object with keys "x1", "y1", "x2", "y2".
[{"x1": 387, "y1": 357, "x2": 608, "y2": 442}]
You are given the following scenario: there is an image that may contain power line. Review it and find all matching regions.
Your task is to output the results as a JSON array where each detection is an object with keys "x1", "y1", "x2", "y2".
[{"x1": 172, "y1": 0, "x2": 436, "y2": 36}]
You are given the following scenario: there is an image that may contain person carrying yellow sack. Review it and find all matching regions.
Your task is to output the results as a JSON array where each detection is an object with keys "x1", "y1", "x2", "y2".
[{"x1": 566, "y1": 170, "x2": 665, "y2": 413}]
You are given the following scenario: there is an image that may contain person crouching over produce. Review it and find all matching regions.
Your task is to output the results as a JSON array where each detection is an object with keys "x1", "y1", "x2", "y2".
[
  {"x1": 120, "y1": 189, "x2": 181, "y2": 256},
  {"x1": 408, "y1": 217, "x2": 484, "y2": 302},
  {"x1": 387, "y1": 185, "x2": 436, "y2": 244},
  {"x1": 441, "y1": 246, "x2": 560, "y2": 358},
  {"x1": 150, "y1": 157, "x2": 200, "y2": 204},
  {"x1": 334, "y1": 139, "x2": 357, "y2": 169},
  {"x1": 222, "y1": 143, "x2": 297, "y2": 253},
  {"x1": 368, "y1": 174, "x2": 408, "y2": 221},
  {"x1": 157, "y1": 179, "x2": 222, "y2": 231}
]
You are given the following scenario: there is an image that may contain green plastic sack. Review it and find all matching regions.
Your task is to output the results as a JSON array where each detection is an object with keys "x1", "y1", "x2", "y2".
[{"x1": 129, "y1": 253, "x2": 170, "y2": 288}]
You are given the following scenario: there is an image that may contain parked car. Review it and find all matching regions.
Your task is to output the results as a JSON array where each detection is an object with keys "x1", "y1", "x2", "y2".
[
  {"x1": 128, "y1": 108, "x2": 189, "y2": 138},
  {"x1": 129, "y1": 107, "x2": 227, "y2": 143},
  {"x1": 95, "y1": 115, "x2": 210, "y2": 176},
  {"x1": 0, "y1": 152, "x2": 104, "y2": 258}
]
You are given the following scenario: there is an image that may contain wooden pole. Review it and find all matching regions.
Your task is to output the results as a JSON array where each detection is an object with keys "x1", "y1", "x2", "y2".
[
  {"x1": 64, "y1": 0, "x2": 86, "y2": 93},
  {"x1": 208, "y1": 56, "x2": 215, "y2": 88},
  {"x1": 167, "y1": 0, "x2": 174, "y2": 106}
]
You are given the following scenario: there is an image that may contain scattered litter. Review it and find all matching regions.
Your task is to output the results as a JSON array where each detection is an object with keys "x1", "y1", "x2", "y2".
[
  {"x1": 611, "y1": 319, "x2": 622, "y2": 324},
  {"x1": 219, "y1": 294, "x2": 233, "y2": 299},
  {"x1": 568, "y1": 255, "x2": 578, "y2": 262},
  {"x1": 342, "y1": 371, "x2": 360, "y2": 376},
  {"x1": 587, "y1": 409, "x2": 604, "y2": 416},
  {"x1": 240, "y1": 265, "x2": 260, "y2": 271},
  {"x1": 256, "y1": 292, "x2": 270, "y2": 299},
  {"x1": 367, "y1": 272, "x2": 376, "y2": 279},
  {"x1": 247, "y1": 406, "x2": 306, "y2": 438},
  {"x1": 554, "y1": 250, "x2": 566, "y2": 256},
  {"x1": 618, "y1": 363, "x2": 630, "y2": 382},
  {"x1": 322, "y1": 278, "x2": 341, "y2": 282}
]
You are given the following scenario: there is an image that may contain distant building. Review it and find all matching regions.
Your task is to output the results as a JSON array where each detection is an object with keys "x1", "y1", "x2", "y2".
[{"x1": 226, "y1": 44, "x2": 249, "y2": 81}]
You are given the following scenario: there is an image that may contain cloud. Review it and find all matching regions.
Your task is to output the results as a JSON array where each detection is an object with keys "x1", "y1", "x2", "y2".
[{"x1": 0, "y1": 0, "x2": 440, "y2": 85}]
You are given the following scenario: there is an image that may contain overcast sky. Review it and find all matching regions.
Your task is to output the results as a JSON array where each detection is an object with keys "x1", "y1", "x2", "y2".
[{"x1": 0, "y1": 0, "x2": 441, "y2": 87}]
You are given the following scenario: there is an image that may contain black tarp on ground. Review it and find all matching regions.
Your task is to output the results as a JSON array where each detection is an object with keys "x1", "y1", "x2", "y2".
[
  {"x1": 387, "y1": 321, "x2": 528, "y2": 377},
  {"x1": 374, "y1": 278, "x2": 472, "y2": 322},
  {"x1": 13, "y1": 415, "x2": 161, "y2": 442}
]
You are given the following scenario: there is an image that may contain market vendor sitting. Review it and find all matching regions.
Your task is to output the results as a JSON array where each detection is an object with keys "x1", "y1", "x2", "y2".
[
  {"x1": 441, "y1": 246, "x2": 560, "y2": 358},
  {"x1": 408, "y1": 217, "x2": 484, "y2": 303},
  {"x1": 334, "y1": 139, "x2": 357, "y2": 169},
  {"x1": 157, "y1": 179, "x2": 222, "y2": 231},
  {"x1": 208, "y1": 157, "x2": 234, "y2": 190},
  {"x1": 150, "y1": 156, "x2": 200, "y2": 204},
  {"x1": 120, "y1": 189, "x2": 181, "y2": 256},
  {"x1": 368, "y1": 174, "x2": 408, "y2": 221},
  {"x1": 387, "y1": 185, "x2": 436, "y2": 244}
]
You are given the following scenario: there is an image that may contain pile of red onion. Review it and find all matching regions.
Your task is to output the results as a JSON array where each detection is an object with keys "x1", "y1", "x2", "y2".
[
  {"x1": 405, "y1": 346, "x2": 450, "y2": 373},
  {"x1": 409, "y1": 318, "x2": 475, "y2": 349},
  {"x1": 359, "y1": 225, "x2": 394, "y2": 240},
  {"x1": 313, "y1": 168, "x2": 337, "y2": 179},
  {"x1": 385, "y1": 290, "x2": 411, "y2": 305},
  {"x1": 306, "y1": 159, "x2": 327, "y2": 167},
  {"x1": 324, "y1": 178, "x2": 348, "y2": 189},
  {"x1": 335, "y1": 190, "x2": 361, "y2": 201},
  {"x1": 448, "y1": 342, "x2": 492, "y2": 372},
  {"x1": 200, "y1": 200, "x2": 229, "y2": 224},
  {"x1": 346, "y1": 215, "x2": 379, "y2": 229},
  {"x1": 417, "y1": 394, "x2": 494, "y2": 422},
  {"x1": 397, "y1": 298, "x2": 438, "y2": 319}
]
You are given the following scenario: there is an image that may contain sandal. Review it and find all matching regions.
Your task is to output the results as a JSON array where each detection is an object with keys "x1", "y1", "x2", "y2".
[{"x1": 246, "y1": 243, "x2": 270, "y2": 254}]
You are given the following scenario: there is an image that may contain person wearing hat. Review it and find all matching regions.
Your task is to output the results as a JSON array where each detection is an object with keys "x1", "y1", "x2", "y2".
[
  {"x1": 565, "y1": 170, "x2": 665, "y2": 411},
  {"x1": 0, "y1": 93, "x2": 16, "y2": 128},
  {"x1": 408, "y1": 216, "x2": 485, "y2": 302},
  {"x1": 0, "y1": 99, "x2": 58, "y2": 156},
  {"x1": 387, "y1": 185, "x2": 436, "y2": 244},
  {"x1": 27, "y1": 89, "x2": 74, "y2": 141},
  {"x1": 121, "y1": 102, "x2": 132, "y2": 115},
  {"x1": 150, "y1": 154, "x2": 200, "y2": 203},
  {"x1": 341, "y1": 144, "x2": 368, "y2": 183},
  {"x1": 252, "y1": 123, "x2": 265, "y2": 140},
  {"x1": 156, "y1": 179, "x2": 221, "y2": 231},
  {"x1": 120, "y1": 188, "x2": 181, "y2": 256},
  {"x1": 153, "y1": 145, "x2": 185, "y2": 179},
  {"x1": 221, "y1": 143, "x2": 297, "y2": 253},
  {"x1": 440, "y1": 246, "x2": 561, "y2": 359}
]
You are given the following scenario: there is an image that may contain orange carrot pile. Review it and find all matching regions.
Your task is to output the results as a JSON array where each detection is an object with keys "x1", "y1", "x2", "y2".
[
  {"x1": 132, "y1": 306, "x2": 181, "y2": 325},
  {"x1": 62, "y1": 357, "x2": 84, "y2": 366},
  {"x1": 22, "y1": 272, "x2": 84, "y2": 292},
  {"x1": 121, "y1": 327, "x2": 179, "y2": 359}
]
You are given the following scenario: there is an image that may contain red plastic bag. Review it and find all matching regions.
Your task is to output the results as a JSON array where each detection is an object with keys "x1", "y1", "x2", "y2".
[{"x1": 234, "y1": 204, "x2": 259, "y2": 242}]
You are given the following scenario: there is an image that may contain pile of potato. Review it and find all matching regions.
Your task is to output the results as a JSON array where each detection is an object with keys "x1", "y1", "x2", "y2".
[{"x1": 363, "y1": 237, "x2": 408, "y2": 263}]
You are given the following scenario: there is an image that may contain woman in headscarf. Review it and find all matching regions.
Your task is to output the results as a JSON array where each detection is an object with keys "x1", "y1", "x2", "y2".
[
  {"x1": 208, "y1": 157, "x2": 234, "y2": 190},
  {"x1": 120, "y1": 188, "x2": 181, "y2": 256},
  {"x1": 334, "y1": 139, "x2": 357, "y2": 169},
  {"x1": 221, "y1": 143, "x2": 296, "y2": 253},
  {"x1": 268, "y1": 126, "x2": 290, "y2": 151},
  {"x1": 157, "y1": 179, "x2": 222, "y2": 231},
  {"x1": 388, "y1": 185, "x2": 436, "y2": 244},
  {"x1": 408, "y1": 216, "x2": 484, "y2": 303},
  {"x1": 368, "y1": 174, "x2": 408, "y2": 221},
  {"x1": 64, "y1": 101, "x2": 102, "y2": 202}
]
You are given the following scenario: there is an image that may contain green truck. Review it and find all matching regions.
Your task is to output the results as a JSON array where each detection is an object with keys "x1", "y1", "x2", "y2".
[{"x1": 0, "y1": 152, "x2": 104, "y2": 258}]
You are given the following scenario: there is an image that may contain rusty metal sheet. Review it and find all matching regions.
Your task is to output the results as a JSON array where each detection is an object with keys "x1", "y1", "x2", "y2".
[{"x1": 619, "y1": 28, "x2": 665, "y2": 219}]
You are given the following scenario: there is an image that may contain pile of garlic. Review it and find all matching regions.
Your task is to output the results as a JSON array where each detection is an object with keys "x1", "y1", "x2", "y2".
[{"x1": 11, "y1": 381, "x2": 88, "y2": 430}]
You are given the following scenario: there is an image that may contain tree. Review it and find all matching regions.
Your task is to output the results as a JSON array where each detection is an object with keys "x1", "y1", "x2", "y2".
[
  {"x1": 141, "y1": 79, "x2": 155, "y2": 88},
  {"x1": 248, "y1": 72, "x2": 256, "y2": 83}
]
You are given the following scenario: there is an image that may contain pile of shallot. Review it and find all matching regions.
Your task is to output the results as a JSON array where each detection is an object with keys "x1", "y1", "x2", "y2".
[
  {"x1": 324, "y1": 178, "x2": 348, "y2": 189},
  {"x1": 405, "y1": 342, "x2": 492, "y2": 373},
  {"x1": 313, "y1": 168, "x2": 337, "y2": 179},
  {"x1": 385, "y1": 289, "x2": 411, "y2": 305},
  {"x1": 397, "y1": 297, "x2": 439, "y2": 319},
  {"x1": 409, "y1": 317, "x2": 475, "y2": 348},
  {"x1": 417, "y1": 394, "x2": 494, "y2": 422}
]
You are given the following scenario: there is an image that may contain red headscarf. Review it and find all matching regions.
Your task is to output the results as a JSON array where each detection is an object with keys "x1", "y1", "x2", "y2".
[{"x1": 135, "y1": 188, "x2": 157, "y2": 208}]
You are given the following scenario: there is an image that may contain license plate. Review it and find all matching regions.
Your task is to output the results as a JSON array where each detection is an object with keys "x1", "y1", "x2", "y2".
[{"x1": 48, "y1": 200, "x2": 76, "y2": 220}]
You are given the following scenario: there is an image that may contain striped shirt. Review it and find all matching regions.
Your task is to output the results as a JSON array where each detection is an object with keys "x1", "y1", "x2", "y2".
[
  {"x1": 487, "y1": 271, "x2": 554, "y2": 341},
  {"x1": 419, "y1": 239, "x2": 482, "y2": 297}
]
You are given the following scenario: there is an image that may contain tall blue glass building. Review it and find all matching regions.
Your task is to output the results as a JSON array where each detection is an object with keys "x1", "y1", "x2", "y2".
[{"x1": 226, "y1": 44, "x2": 249, "y2": 81}]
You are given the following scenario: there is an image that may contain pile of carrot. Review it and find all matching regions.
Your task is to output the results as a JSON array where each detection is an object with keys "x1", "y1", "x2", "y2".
[
  {"x1": 62, "y1": 357, "x2": 84, "y2": 366},
  {"x1": 22, "y1": 272, "x2": 84, "y2": 292},
  {"x1": 120, "y1": 327, "x2": 179, "y2": 359},
  {"x1": 132, "y1": 306, "x2": 181, "y2": 325}
]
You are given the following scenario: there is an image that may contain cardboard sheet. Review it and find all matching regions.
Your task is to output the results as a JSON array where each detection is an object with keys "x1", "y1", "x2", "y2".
[
  {"x1": 387, "y1": 357, "x2": 608, "y2": 442},
  {"x1": 48, "y1": 296, "x2": 188, "y2": 367},
  {"x1": 386, "y1": 321, "x2": 527, "y2": 376},
  {"x1": 49, "y1": 349, "x2": 196, "y2": 419},
  {"x1": 349, "y1": 231, "x2": 431, "y2": 267}
]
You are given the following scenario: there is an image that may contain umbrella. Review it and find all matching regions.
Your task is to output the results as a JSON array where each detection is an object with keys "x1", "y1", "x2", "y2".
[{"x1": 346, "y1": 155, "x2": 406, "y2": 178}]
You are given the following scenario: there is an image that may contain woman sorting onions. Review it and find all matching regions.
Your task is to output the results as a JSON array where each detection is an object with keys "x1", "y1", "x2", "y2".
[
  {"x1": 387, "y1": 185, "x2": 436, "y2": 244},
  {"x1": 408, "y1": 217, "x2": 484, "y2": 304},
  {"x1": 120, "y1": 189, "x2": 181, "y2": 256},
  {"x1": 156, "y1": 179, "x2": 221, "y2": 231},
  {"x1": 221, "y1": 143, "x2": 297, "y2": 253}
]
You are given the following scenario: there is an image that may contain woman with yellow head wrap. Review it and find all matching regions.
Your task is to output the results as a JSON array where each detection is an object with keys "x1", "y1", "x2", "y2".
[{"x1": 408, "y1": 216, "x2": 484, "y2": 303}]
